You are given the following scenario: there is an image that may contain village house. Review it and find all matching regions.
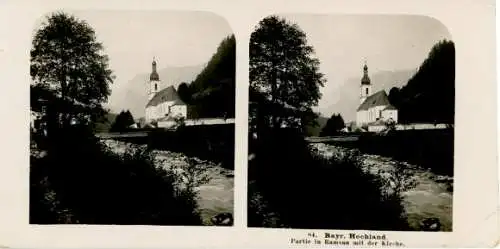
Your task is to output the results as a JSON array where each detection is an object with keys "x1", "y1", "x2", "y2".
[
  {"x1": 355, "y1": 62, "x2": 398, "y2": 128},
  {"x1": 144, "y1": 58, "x2": 188, "y2": 125}
]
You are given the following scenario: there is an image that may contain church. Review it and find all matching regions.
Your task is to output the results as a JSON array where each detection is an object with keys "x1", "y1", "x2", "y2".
[
  {"x1": 355, "y1": 62, "x2": 398, "y2": 128},
  {"x1": 145, "y1": 58, "x2": 188, "y2": 124}
]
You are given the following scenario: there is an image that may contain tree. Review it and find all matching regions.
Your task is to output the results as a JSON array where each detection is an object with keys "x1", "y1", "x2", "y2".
[
  {"x1": 320, "y1": 113, "x2": 345, "y2": 136},
  {"x1": 30, "y1": 12, "x2": 114, "y2": 132},
  {"x1": 388, "y1": 40, "x2": 455, "y2": 124},
  {"x1": 250, "y1": 16, "x2": 325, "y2": 133},
  {"x1": 177, "y1": 82, "x2": 191, "y2": 103},
  {"x1": 110, "y1": 110, "x2": 135, "y2": 132},
  {"x1": 189, "y1": 35, "x2": 236, "y2": 119}
]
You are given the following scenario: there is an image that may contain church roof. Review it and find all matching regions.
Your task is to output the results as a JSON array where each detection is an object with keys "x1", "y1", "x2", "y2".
[
  {"x1": 361, "y1": 63, "x2": 371, "y2": 85},
  {"x1": 357, "y1": 90, "x2": 391, "y2": 111},
  {"x1": 150, "y1": 59, "x2": 160, "y2": 81},
  {"x1": 150, "y1": 71, "x2": 160, "y2": 81},
  {"x1": 383, "y1": 104, "x2": 397, "y2": 111},
  {"x1": 146, "y1": 86, "x2": 185, "y2": 107}
]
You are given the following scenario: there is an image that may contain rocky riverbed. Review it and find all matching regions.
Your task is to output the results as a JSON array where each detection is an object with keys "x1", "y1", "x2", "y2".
[
  {"x1": 104, "y1": 139, "x2": 234, "y2": 226},
  {"x1": 311, "y1": 143, "x2": 453, "y2": 231}
]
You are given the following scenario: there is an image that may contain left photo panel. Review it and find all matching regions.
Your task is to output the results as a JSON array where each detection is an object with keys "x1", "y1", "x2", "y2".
[{"x1": 29, "y1": 10, "x2": 235, "y2": 226}]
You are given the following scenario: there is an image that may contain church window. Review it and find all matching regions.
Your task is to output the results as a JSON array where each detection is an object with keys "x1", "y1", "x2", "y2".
[
  {"x1": 155, "y1": 84, "x2": 157, "y2": 91},
  {"x1": 365, "y1": 88, "x2": 368, "y2": 95}
]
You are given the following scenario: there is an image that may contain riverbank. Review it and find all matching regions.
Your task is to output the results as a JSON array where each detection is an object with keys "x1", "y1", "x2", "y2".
[
  {"x1": 311, "y1": 143, "x2": 453, "y2": 231},
  {"x1": 104, "y1": 140, "x2": 234, "y2": 226}
]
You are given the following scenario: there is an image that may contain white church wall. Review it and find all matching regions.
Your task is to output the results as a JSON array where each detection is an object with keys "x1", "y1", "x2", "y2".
[
  {"x1": 170, "y1": 105, "x2": 187, "y2": 118},
  {"x1": 356, "y1": 110, "x2": 368, "y2": 126},
  {"x1": 382, "y1": 110, "x2": 398, "y2": 123},
  {"x1": 369, "y1": 106, "x2": 386, "y2": 122}
]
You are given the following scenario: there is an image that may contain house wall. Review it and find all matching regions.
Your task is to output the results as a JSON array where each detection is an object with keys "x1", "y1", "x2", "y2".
[
  {"x1": 382, "y1": 110, "x2": 398, "y2": 123},
  {"x1": 368, "y1": 106, "x2": 387, "y2": 122},
  {"x1": 169, "y1": 104, "x2": 187, "y2": 118},
  {"x1": 145, "y1": 100, "x2": 176, "y2": 123},
  {"x1": 368, "y1": 123, "x2": 450, "y2": 132},
  {"x1": 157, "y1": 120, "x2": 177, "y2": 128},
  {"x1": 356, "y1": 110, "x2": 368, "y2": 126},
  {"x1": 357, "y1": 105, "x2": 399, "y2": 127}
]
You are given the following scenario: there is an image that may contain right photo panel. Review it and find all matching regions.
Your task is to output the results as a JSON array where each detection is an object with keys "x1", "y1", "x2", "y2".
[{"x1": 247, "y1": 14, "x2": 454, "y2": 232}]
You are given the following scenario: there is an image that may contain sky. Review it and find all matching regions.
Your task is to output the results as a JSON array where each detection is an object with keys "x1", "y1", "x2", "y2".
[
  {"x1": 277, "y1": 14, "x2": 452, "y2": 116},
  {"x1": 43, "y1": 10, "x2": 234, "y2": 106}
]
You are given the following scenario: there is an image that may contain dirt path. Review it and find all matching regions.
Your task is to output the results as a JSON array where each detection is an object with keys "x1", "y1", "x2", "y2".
[{"x1": 311, "y1": 143, "x2": 453, "y2": 231}]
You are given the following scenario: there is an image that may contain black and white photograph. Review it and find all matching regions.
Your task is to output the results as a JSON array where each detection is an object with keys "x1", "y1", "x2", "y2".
[
  {"x1": 248, "y1": 14, "x2": 455, "y2": 231},
  {"x1": 29, "y1": 10, "x2": 235, "y2": 226}
]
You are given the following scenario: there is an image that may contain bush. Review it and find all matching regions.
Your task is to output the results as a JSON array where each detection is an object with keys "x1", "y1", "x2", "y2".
[
  {"x1": 248, "y1": 128, "x2": 410, "y2": 230},
  {"x1": 30, "y1": 124, "x2": 203, "y2": 225}
]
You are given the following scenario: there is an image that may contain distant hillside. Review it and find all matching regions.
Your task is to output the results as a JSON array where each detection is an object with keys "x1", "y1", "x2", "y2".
[
  {"x1": 322, "y1": 69, "x2": 416, "y2": 122},
  {"x1": 108, "y1": 64, "x2": 205, "y2": 118}
]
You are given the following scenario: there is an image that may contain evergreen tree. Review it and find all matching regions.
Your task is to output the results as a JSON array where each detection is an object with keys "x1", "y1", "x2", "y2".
[
  {"x1": 110, "y1": 110, "x2": 135, "y2": 132},
  {"x1": 388, "y1": 40, "x2": 455, "y2": 124},
  {"x1": 320, "y1": 113, "x2": 345, "y2": 136}
]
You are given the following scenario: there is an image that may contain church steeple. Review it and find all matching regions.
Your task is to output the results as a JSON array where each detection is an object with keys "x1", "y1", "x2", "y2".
[
  {"x1": 360, "y1": 60, "x2": 372, "y2": 104},
  {"x1": 361, "y1": 60, "x2": 371, "y2": 85},
  {"x1": 150, "y1": 57, "x2": 160, "y2": 81},
  {"x1": 148, "y1": 57, "x2": 160, "y2": 101}
]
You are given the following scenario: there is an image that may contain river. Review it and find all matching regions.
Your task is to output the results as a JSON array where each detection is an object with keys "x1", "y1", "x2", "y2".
[
  {"x1": 104, "y1": 139, "x2": 234, "y2": 226},
  {"x1": 311, "y1": 143, "x2": 453, "y2": 231}
]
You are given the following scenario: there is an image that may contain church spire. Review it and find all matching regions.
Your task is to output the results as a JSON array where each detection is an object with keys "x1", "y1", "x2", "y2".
[
  {"x1": 361, "y1": 60, "x2": 370, "y2": 85},
  {"x1": 150, "y1": 57, "x2": 159, "y2": 81}
]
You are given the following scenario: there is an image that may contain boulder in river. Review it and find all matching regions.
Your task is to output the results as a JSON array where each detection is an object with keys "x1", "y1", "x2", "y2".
[
  {"x1": 211, "y1": 212, "x2": 233, "y2": 226},
  {"x1": 420, "y1": 217, "x2": 441, "y2": 231}
]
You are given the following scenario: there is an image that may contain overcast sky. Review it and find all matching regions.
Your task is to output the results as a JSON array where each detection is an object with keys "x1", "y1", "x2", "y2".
[
  {"x1": 277, "y1": 14, "x2": 452, "y2": 115},
  {"x1": 54, "y1": 10, "x2": 233, "y2": 102}
]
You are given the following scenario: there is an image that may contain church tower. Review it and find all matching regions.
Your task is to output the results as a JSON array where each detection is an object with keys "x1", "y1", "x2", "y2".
[
  {"x1": 149, "y1": 57, "x2": 160, "y2": 100},
  {"x1": 360, "y1": 61, "x2": 372, "y2": 104}
]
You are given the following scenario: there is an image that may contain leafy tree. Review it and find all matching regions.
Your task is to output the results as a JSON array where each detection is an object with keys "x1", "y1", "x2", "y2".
[
  {"x1": 388, "y1": 40, "x2": 455, "y2": 124},
  {"x1": 320, "y1": 113, "x2": 345, "y2": 136},
  {"x1": 249, "y1": 16, "x2": 326, "y2": 133},
  {"x1": 30, "y1": 12, "x2": 114, "y2": 133}
]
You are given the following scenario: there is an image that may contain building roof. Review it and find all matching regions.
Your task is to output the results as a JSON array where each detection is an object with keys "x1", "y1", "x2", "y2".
[
  {"x1": 383, "y1": 104, "x2": 397, "y2": 111},
  {"x1": 357, "y1": 90, "x2": 391, "y2": 111},
  {"x1": 146, "y1": 86, "x2": 185, "y2": 107},
  {"x1": 150, "y1": 59, "x2": 160, "y2": 81},
  {"x1": 361, "y1": 63, "x2": 371, "y2": 85}
]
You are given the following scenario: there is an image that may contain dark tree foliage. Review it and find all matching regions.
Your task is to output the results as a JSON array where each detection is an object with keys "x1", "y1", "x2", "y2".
[
  {"x1": 247, "y1": 128, "x2": 409, "y2": 230},
  {"x1": 388, "y1": 40, "x2": 455, "y2": 124},
  {"x1": 320, "y1": 113, "x2": 345, "y2": 136},
  {"x1": 30, "y1": 12, "x2": 203, "y2": 226},
  {"x1": 249, "y1": 16, "x2": 326, "y2": 134},
  {"x1": 30, "y1": 126, "x2": 202, "y2": 225},
  {"x1": 30, "y1": 12, "x2": 114, "y2": 129},
  {"x1": 177, "y1": 82, "x2": 191, "y2": 103},
  {"x1": 110, "y1": 110, "x2": 135, "y2": 132},
  {"x1": 185, "y1": 35, "x2": 236, "y2": 119}
]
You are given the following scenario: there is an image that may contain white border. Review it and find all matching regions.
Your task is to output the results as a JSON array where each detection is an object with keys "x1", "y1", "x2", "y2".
[{"x1": 0, "y1": 0, "x2": 497, "y2": 247}]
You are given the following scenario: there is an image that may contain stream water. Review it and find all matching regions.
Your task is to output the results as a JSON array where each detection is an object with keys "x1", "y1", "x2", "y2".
[
  {"x1": 104, "y1": 140, "x2": 234, "y2": 226},
  {"x1": 311, "y1": 143, "x2": 453, "y2": 231}
]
